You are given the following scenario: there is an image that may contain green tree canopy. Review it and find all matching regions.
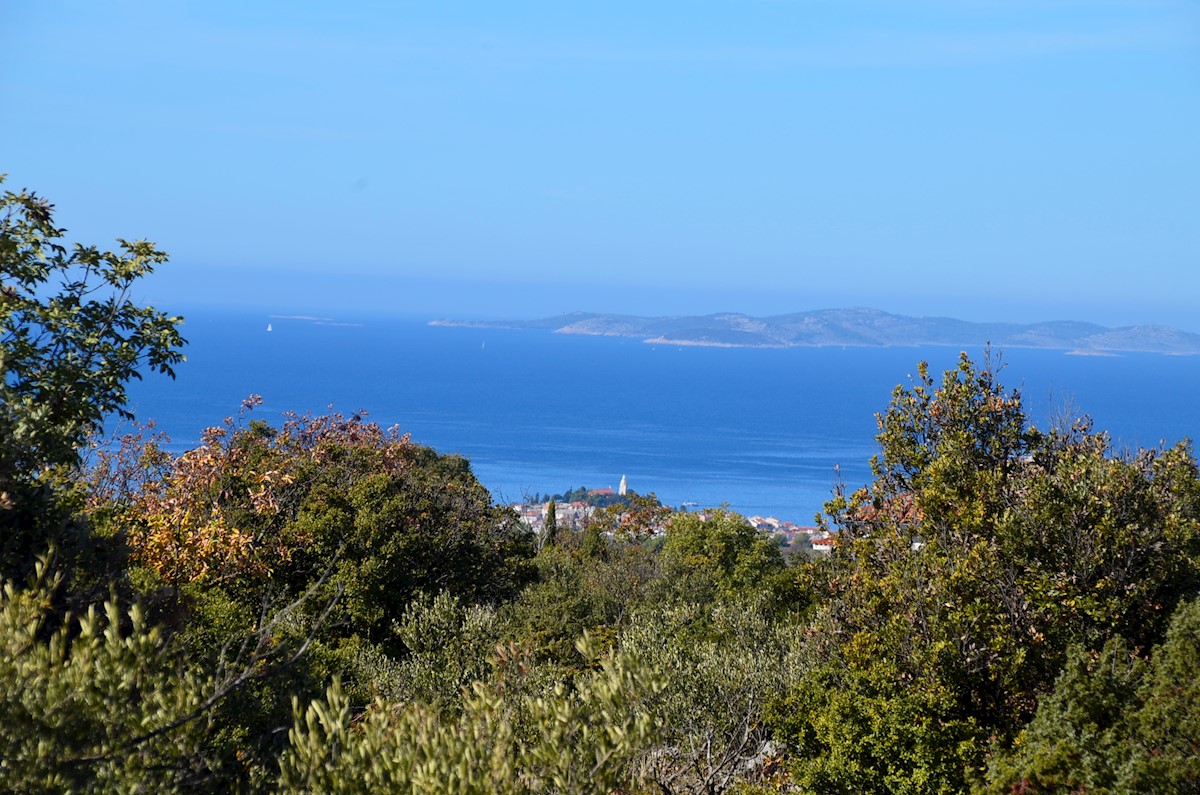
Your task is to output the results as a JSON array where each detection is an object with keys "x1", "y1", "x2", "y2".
[
  {"x1": 1, "y1": 175, "x2": 184, "y2": 580},
  {"x1": 658, "y1": 509, "x2": 785, "y2": 603},
  {"x1": 117, "y1": 406, "x2": 537, "y2": 671},
  {"x1": 981, "y1": 596, "x2": 1200, "y2": 794},
  {"x1": 277, "y1": 636, "x2": 663, "y2": 795},
  {"x1": 769, "y1": 353, "x2": 1200, "y2": 794},
  {"x1": 0, "y1": 558, "x2": 216, "y2": 792}
]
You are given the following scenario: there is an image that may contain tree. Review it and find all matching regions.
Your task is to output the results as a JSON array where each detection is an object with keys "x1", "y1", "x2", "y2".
[
  {"x1": 119, "y1": 406, "x2": 535, "y2": 632},
  {"x1": 980, "y1": 596, "x2": 1200, "y2": 794},
  {"x1": 544, "y1": 498, "x2": 558, "y2": 548},
  {"x1": 978, "y1": 637, "x2": 1143, "y2": 795},
  {"x1": 0, "y1": 557, "x2": 215, "y2": 792},
  {"x1": 769, "y1": 353, "x2": 1200, "y2": 793},
  {"x1": 277, "y1": 636, "x2": 664, "y2": 795},
  {"x1": 767, "y1": 654, "x2": 981, "y2": 795},
  {"x1": 621, "y1": 599, "x2": 804, "y2": 794},
  {"x1": 1119, "y1": 595, "x2": 1200, "y2": 791},
  {"x1": 657, "y1": 509, "x2": 785, "y2": 603},
  {"x1": 109, "y1": 404, "x2": 537, "y2": 765},
  {"x1": 366, "y1": 591, "x2": 502, "y2": 712},
  {"x1": 503, "y1": 519, "x2": 660, "y2": 666},
  {"x1": 0, "y1": 175, "x2": 184, "y2": 579}
]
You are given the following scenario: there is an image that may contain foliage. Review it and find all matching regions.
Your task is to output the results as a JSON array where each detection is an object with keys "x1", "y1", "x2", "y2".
[
  {"x1": 277, "y1": 635, "x2": 664, "y2": 795},
  {"x1": 978, "y1": 638, "x2": 1144, "y2": 795},
  {"x1": 769, "y1": 352, "x2": 1200, "y2": 793},
  {"x1": 98, "y1": 404, "x2": 536, "y2": 783},
  {"x1": 622, "y1": 599, "x2": 804, "y2": 794},
  {"x1": 657, "y1": 509, "x2": 786, "y2": 603},
  {"x1": 0, "y1": 557, "x2": 214, "y2": 792},
  {"x1": 0, "y1": 176, "x2": 184, "y2": 474},
  {"x1": 0, "y1": 175, "x2": 184, "y2": 579},
  {"x1": 544, "y1": 497, "x2": 558, "y2": 547},
  {"x1": 503, "y1": 505, "x2": 664, "y2": 665},
  {"x1": 503, "y1": 507, "x2": 798, "y2": 793},
  {"x1": 1003, "y1": 429, "x2": 1200, "y2": 654},
  {"x1": 767, "y1": 654, "x2": 981, "y2": 795},
  {"x1": 119, "y1": 405, "x2": 535, "y2": 648},
  {"x1": 364, "y1": 590, "x2": 502, "y2": 710},
  {"x1": 980, "y1": 596, "x2": 1200, "y2": 794},
  {"x1": 1120, "y1": 595, "x2": 1200, "y2": 790}
]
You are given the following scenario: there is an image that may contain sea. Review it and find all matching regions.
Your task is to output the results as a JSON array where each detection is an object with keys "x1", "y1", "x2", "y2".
[{"x1": 122, "y1": 309, "x2": 1200, "y2": 525}]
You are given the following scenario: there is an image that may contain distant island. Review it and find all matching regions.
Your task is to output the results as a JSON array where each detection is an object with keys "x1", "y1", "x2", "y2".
[{"x1": 431, "y1": 308, "x2": 1200, "y2": 355}]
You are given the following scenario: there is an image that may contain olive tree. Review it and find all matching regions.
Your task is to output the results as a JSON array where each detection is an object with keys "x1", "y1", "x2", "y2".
[
  {"x1": 621, "y1": 599, "x2": 804, "y2": 794},
  {"x1": 0, "y1": 557, "x2": 215, "y2": 792},
  {"x1": 278, "y1": 636, "x2": 664, "y2": 795}
]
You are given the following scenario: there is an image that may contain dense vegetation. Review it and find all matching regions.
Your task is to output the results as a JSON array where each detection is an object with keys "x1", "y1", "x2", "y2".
[
  {"x1": 3, "y1": 178, "x2": 1198, "y2": 792},
  {"x1": 533, "y1": 486, "x2": 635, "y2": 509}
]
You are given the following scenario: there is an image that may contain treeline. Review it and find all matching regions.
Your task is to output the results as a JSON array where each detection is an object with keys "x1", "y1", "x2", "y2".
[
  {"x1": 2, "y1": 179, "x2": 1198, "y2": 793},
  {"x1": 530, "y1": 486, "x2": 636, "y2": 509}
]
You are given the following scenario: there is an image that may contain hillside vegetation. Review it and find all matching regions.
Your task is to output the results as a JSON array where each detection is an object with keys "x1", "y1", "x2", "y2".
[{"x1": 4, "y1": 180, "x2": 1198, "y2": 792}]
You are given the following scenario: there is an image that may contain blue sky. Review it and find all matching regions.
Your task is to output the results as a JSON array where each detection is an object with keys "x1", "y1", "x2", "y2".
[{"x1": 3, "y1": 1, "x2": 1198, "y2": 328}]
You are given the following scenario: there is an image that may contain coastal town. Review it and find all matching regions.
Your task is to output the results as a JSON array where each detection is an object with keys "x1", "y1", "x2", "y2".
[{"x1": 507, "y1": 476, "x2": 836, "y2": 554}]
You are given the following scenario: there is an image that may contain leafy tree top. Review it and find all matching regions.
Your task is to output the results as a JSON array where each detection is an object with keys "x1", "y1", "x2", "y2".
[{"x1": 1, "y1": 175, "x2": 184, "y2": 477}]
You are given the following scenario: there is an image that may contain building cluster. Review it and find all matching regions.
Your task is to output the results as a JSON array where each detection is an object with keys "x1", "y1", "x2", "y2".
[
  {"x1": 513, "y1": 499, "x2": 597, "y2": 532},
  {"x1": 747, "y1": 515, "x2": 834, "y2": 552}
]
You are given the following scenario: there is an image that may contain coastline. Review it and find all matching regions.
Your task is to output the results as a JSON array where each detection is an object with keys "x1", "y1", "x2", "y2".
[{"x1": 428, "y1": 311, "x2": 1200, "y2": 356}]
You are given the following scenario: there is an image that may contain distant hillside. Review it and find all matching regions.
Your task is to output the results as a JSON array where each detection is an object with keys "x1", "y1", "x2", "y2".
[{"x1": 430, "y1": 308, "x2": 1200, "y2": 355}]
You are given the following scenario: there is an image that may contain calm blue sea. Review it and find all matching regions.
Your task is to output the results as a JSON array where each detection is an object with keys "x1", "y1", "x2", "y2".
[{"x1": 122, "y1": 310, "x2": 1200, "y2": 524}]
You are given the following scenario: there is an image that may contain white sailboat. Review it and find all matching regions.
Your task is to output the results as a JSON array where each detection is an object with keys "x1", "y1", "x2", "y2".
[{"x1": 266, "y1": 323, "x2": 273, "y2": 332}]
